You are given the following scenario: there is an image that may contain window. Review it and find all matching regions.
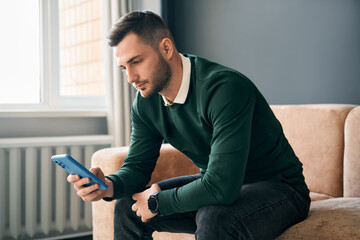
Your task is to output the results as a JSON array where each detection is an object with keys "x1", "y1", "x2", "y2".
[
  {"x1": 0, "y1": 0, "x2": 106, "y2": 109},
  {"x1": 58, "y1": 0, "x2": 105, "y2": 98},
  {"x1": 0, "y1": 0, "x2": 41, "y2": 104}
]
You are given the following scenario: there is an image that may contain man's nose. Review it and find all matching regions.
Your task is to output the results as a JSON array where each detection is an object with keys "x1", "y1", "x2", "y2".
[{"x1": 126, "y1": 69, "x2": 139, "y2": 84}]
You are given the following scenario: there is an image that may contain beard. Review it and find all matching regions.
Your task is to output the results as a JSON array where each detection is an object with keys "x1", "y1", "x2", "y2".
[{"x1": 139, "y1": 53, "x2": 172, "y2": 98}]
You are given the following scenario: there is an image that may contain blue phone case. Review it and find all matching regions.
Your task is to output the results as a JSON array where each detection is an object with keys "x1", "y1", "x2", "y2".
[{"x1": 51, "y1": 154, "x2": 108, "y2": 190}]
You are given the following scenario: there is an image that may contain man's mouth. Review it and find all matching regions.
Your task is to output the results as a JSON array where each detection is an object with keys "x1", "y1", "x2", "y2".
[{"x1": 134, "y1": 82, "x2": 145, "y2": 90}]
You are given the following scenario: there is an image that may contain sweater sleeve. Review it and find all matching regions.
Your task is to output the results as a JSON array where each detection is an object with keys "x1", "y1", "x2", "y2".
[
  {"x1": 158, "y1": 71, "x2": 257, "y2": 215},
  {"x1": 106, "y1": 97, "x2": 163, "y2": 199}
]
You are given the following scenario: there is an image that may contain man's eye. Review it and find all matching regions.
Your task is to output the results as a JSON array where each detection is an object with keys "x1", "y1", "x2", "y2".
[
  {"x1": 133, "y1": 60, "x2": 141, "y2": 64},
  {"x1": 120, "y1": 66, "x2": 126, "y2": 72}
]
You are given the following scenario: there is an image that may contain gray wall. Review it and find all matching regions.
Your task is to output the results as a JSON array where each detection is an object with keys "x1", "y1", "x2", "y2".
[{"x1": 163, "y1": 0, "x2": 360, "y2": 104}]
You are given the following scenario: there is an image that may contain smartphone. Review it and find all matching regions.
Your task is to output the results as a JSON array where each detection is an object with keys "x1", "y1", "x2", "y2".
[{"x1": 51, "y1": 154, "x2": 108, "y2": 190}]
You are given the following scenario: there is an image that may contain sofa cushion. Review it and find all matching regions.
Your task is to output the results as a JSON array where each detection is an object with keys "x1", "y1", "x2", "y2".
[
  {"x1": 153, "y1": 232, "x2": 194, "y2": 240},
  {"x1": 277, "y1": 198, "x2": 360, "y2": 240},
  {"x1": 271, "y1": 105, "x2": 355, "y2": 197},
  {"x1": 309, "y1": 192, "x2": 334, "y2": 202}
]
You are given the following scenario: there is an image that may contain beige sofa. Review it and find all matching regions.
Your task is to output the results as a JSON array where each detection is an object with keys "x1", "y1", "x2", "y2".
[{"x1": 92, "y1": 104, "x2": 360, "y2": 240}]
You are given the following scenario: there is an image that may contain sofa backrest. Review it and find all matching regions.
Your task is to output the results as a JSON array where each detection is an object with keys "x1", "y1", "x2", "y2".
[{"x1": 271, "y1": 104, "x2": 356, "y2": 197}]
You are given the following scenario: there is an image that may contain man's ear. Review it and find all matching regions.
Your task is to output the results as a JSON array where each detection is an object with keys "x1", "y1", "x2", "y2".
[{"x1": 159, "y1": 38, "x2": 174, "y2": 60}]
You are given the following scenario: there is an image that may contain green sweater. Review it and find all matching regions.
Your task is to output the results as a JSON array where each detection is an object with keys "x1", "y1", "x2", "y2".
[{"x1": 107, "y1": 54, "x2": 307, "y2": 216}]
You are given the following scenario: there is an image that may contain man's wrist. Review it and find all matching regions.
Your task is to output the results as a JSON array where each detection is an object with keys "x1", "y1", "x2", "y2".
[
  {"x1": 147, "y1": 184, "x2": 162, "y2": 214},
  {"x1": 148, "y1": 191, "x2": 160, "y2": 214},
  {"x1": 103, "y1": 177, "x2": 114, "y2": 198}
]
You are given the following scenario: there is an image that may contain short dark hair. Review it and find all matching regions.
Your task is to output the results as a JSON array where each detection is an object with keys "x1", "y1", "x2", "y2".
[{"x1": 107, "y1": 11, "x2": 175, "y2": 49}]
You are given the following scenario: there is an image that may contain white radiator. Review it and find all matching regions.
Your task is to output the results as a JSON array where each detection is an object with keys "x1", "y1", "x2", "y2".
[{"x1": 0, "y1": 135, "x2": 112, "y2": 240}]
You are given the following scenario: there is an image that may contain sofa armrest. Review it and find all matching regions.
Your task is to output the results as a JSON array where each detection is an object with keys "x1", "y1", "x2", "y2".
[
  {"x1": 91, "y1": 146, "x2": 128, "y2": 176},
  {"x1": 344, "y1": 106, "x2": 360, "y2": 197},
  {"x1": 91, "y1": 143, "x2": 199, "y2": 240},
  {"x1": 91, "y1": 143, "x2": 199, "y2": 184},
  {"x1": 91, "y1": 146, "x2": 127, "y2": 240}
]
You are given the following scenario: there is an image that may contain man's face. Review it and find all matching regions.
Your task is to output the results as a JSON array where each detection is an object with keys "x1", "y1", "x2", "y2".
[{"x1": 115, "y1": 33, "x2": 172, "y2": 98}]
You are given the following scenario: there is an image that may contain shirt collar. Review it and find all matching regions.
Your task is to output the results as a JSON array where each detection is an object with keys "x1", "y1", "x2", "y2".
[{"x1": 162, "y1": 54, "x2": 191, "y2": 106}]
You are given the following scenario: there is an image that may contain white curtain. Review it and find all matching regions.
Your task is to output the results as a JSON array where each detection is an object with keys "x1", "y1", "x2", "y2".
[{"x1": 102, "y1": 0, "x2": 136, "y2": 147}]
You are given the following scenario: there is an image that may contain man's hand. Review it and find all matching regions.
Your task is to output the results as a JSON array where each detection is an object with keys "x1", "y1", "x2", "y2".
[
  {"x1": 132, "y1": 184, "x2": 161, "y2": 222},
  {"x1": 67, "y1": 167, "x2": 114, "y2": 202}
]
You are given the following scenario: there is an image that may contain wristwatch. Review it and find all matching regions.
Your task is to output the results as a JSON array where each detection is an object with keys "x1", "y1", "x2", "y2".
[{"x1": 148, "y1": 192, "x2": 160, "y2": 214}]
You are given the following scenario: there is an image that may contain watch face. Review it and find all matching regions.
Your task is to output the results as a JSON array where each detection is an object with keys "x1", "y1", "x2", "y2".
[
  {"x1": 148, "y1": 197, "x2": 157, "y2": 212},
  {"x1": 148, "y1": 193, "x2": 159, "y2": 213}
]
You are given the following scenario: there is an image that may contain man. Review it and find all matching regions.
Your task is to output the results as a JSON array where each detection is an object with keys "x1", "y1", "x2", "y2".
[{"x1": 68, "y1": 10, "x2": 310, "y2": 239}]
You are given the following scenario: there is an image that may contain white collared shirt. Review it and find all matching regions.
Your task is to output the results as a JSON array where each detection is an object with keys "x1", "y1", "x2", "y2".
[{"x1": 162, "y1": 54, "x2": 191, "y2": 106}]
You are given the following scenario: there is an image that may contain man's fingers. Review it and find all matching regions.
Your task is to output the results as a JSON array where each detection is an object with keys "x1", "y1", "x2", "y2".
[
  {"x1": 67, "y1": 174, "x2": 80, "y2": 183},
  {"x1": 131, "y1": 203, "x2": 138, "y2": 212},
  {"x1": 67, "y1": 168, "x2": 108, "y2": 202},
  {"x1": 80, "y1": 187, "x2": 103, "y2": 202},
  {"x1": 73, "y1": 177, "x2": 91, "y2": 190},
  {"x1": 131, "y1": 202, "x2": 143, "y2": 218},
  {"x1": 89, "y1": 167, "x2": 102, "y2": 176},
  {"x1": 77, "y1": 183, "x2": 99, "y2": 198},
  {"x1": 132, "y1": 193, "x2": 139, "y2": 201}
]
